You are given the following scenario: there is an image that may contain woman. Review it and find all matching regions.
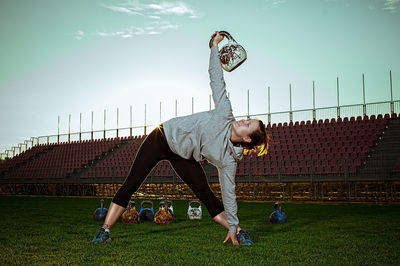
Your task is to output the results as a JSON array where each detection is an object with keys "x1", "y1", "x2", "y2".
[{"x1": 92, "y1": 32, "x2": 269, "y2": 245}]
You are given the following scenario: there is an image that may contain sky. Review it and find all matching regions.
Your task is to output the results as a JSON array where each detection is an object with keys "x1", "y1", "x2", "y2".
[{"x1": 1, "y1": 0, "x2": 400, "y2": 155}]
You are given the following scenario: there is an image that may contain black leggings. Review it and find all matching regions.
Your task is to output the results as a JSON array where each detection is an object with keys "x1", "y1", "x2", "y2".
[{"x1": 112, "y1": 125, "x2": 224, "y2": 218}]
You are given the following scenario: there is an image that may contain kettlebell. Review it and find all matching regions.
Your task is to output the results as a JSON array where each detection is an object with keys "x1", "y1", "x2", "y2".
[
  {"x1": 154, "y1": 201, "x2": 173, "y2": 225},
  {"x1": 269, "y1": 202, "x2": 287, "y2": 224},
  {"x1": 121, "y1": 200, "x2": 140, "y2": 224},
  {"x1": 187, "y1": 200, "x2": 202, "y2": 220},
  {"x1": 209, "y1": 31, "x2": 247, "y2": 72},
  {"x1": 139, "y1": 200, "x2": 154, "y2": 222},
  {"x1": 93, "y1": 199, "x2": 108, "y2": 221}
]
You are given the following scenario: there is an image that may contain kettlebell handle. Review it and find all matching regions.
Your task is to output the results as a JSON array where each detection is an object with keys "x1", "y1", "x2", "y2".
[
  {"x1": 141, "y1": 200, "x2": 154, "y2": 208},
  {"x1": 209, "y1": 31, "x2": 235, "y2": 48},
  {"x1": 159, "y1": 201, "x2": 166, "y2": 209},
  {"x1": 188, "y1": 200, "x2": 202, "y2": 207},
  {"x1": 164, "y1": 199, "x2": 173, "y2": 208},
  {"x1": 127, "y1": 200, "x2": 135, "y2": 210}
]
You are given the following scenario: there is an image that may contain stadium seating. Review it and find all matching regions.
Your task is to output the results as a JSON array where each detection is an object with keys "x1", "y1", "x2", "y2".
[
  {"x1": 4, "y1": 139, "x2": 120, "y2": 179},
  {"x1": 0, "y1": 144, "x2": 53, "y2": 174},
  {"x1": 0, "y1": 114, "x2": 394, "y2": 180}
]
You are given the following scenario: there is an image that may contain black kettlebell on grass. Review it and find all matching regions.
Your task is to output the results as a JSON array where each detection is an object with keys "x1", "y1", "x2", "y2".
[
  {"x1": 93, "y1": 199, "x2": 108, "y2": 221},
  {"x1": 139, "y1": 200, "x2": 154, "y2": 222}
]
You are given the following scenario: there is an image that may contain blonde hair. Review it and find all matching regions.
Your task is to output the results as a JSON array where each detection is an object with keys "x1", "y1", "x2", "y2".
[{"x1": 241, "y1": 120, "x2": 270, "y2": 156}]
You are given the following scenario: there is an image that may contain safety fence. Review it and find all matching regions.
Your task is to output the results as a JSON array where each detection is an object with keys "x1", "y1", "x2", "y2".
[{"x1": 1, "y1": 100, "x2": 399, "y2": 160}]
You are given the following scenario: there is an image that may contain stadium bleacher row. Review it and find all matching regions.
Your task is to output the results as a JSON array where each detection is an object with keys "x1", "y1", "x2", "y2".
[{"x1": 1, "y1": 113, "x2": 399, "y2": 180}]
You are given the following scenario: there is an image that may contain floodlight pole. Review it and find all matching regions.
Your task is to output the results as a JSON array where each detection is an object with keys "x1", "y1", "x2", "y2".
[
  {"x1": 337, "y1": 77, "x2": 340, "y2": 119},
  {"x1": 390, "y1": 70, "x2": 394, "y2": 115},
  {"x1": 268, "y1": 86, "x2": 271, "y2": 124},
  {"x1": 144, "y1": 104, "x2": 147, "y2": 135},
  {"x1": 312, "y1": 81, "x2": 316, "y2": 121},
  {"x1": 116, "y1": 108, "x2": 119, "y2": 138},
  {"x1": 289, "y1": 84, "x2": 293, "y2": 122},
  {"x1": 209, "y1": 95, "x2": 211, "y2": 110},
  {"x1": 247, "y1": 89, "x2": 250, "y2": 119},
  {"x1": 57, "y1": 116, "x2": 60, "y2": 144},
  {"x1": 362, "y1": 74, "x2": 366, "y2": 117},
  {"x1": 103, "y1": 109, "x2": 106, "y2": 139},
  {"x1": 68, "y1": 114, "x2": 71, "y2": 143},
  {"x1": 130, "y1": 106, "x2": 132, "y2": 137},
  {"x1": 79, "y1": 113, "x2": 82, "y2": 142},
  {"x1": 91, "y1": 111, "x2": 94, "y2": 141}
]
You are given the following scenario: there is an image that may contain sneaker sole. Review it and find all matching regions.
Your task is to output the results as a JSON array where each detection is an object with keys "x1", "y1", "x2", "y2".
[{"x1": 93, "y1": 238, "x2": 112, "y2": 244}]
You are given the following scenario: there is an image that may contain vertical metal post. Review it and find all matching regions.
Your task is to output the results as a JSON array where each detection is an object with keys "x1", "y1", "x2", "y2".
[
  {"x1": 91, "y1": 111, "x2": 94, "y2": 140},
  {"x1": 247, "y1": 89, "x2": 250, "y2": 119},
  {"x1": 79, "y1": 113, "x2": 82, "y2": 142},
  {"x1": 116, "y1": 108, "x2": 119, "y2": 138},
  {"x1": 337, "y1": 77, "x2": 340, "y2": 119},
  {"x1": 192, "y1": 97, "x2": 194, "y2": 114},
  {"x1": 144, "y1": 104, "x2": 147, "y2": 135},
  {"x1": 289, "y1": 84, "x2": 293, "y2": 122},
  {"x1": 103, "y1": 109, "x2": 106, "y2": 139},
  {"x1": 209, "y1": 95, "x2": 211, "y2": 110},
  {"x1": 57, "y1": 116, "x2": 60, "y2": 144},
  {"x1": 68, "y1": 114, "x2": 71, "y2": 143},
  {"x1": 362, "y1": 74, "x2": 366, "y2": 117},
  {"x1": 130, "y1": 106, "x2": 132, "y2": 137},
  {"x1": 268, "y1": 86, "x2": 271, "y2": 124},
  {"x1": 175, "y1": 99, "x2": 177, "y2": 117},
  {"x1": 312, "y1": 81, "x2": 316, "y2": 121},
  {"x1": 390, "y1": 70, "x2": 394, "y2": 115}
]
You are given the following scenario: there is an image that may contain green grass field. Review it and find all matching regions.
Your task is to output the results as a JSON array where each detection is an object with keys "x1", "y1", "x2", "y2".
[{"x1": 0, "y1": 196, "x2": 399, "y2": 265}]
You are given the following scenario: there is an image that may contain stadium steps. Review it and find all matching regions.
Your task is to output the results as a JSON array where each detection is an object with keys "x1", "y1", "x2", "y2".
[
  {"x1": 0, "y1": 145, "x2": 59, "y2": 178},
  {"x1": 358, "y1": 118, "x2": 400, "y2": 180},
  {"x1": 65, "y1": 139, "x2": 133, "y2": 181}
]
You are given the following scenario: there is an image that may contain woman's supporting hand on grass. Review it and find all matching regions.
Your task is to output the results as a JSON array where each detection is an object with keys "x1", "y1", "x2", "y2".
[{"x1": 223, "y1": 231, "x2": 239, "y2": 245}]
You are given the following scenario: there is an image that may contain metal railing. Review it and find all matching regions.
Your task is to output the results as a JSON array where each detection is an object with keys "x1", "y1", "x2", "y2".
[{"x1": 1, "y1": 99, "x2": 399, "y2": 160}]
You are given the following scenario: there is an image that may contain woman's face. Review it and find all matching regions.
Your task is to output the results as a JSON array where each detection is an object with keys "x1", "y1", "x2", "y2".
[{"x1": 232, "y1": 119, "x2": 259, "y2": 142}]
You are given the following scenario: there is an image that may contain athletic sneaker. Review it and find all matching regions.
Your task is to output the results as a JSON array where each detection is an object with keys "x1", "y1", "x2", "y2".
[
  {"x1": 92, "y1": 227, "x2": 111, "y2": 244},
  {"x1": 237, "y1": 229, "x2": 253, "y2": 245}
]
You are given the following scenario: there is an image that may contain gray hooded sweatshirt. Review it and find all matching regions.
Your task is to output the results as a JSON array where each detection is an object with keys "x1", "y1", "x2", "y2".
[{"x1": 163, "y1": 46, "x2": 243, "y2": 233}]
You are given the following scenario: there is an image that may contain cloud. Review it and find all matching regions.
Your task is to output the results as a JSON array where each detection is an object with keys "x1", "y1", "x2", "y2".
[
  {"x1": 93, "y1": 1, "x2": 191, "y2": 39},
  {"x1": 383, "y1": 0, "x2": 400, "y2": 12},
  {"x1": 74, "y1": 30, "x2": 85, "y2": 40},
  {"x1": 104, "y1": 1, "x2": 198, "y2": 18},
  {"x1": 149, "y1": 15, "x2": 161, "y2": 19},
  {"x1": 96, "y1": 21, "x2": 180, "y2": 39},
  {"x1": 97, "y1": 27, "x2": 145, "y2": 38},
  {"x1": 76, "y1": 1, "x2": 195, "y2": 40},
  {"x1": 145, "y1": 2, "x2": 196, "y2": 16},
  {"x1": 103, "y1": 5, "x2": 144, "y2": 16},
  {"x1": 154, "y1": 20, "x2": 181, "y2": 30}
]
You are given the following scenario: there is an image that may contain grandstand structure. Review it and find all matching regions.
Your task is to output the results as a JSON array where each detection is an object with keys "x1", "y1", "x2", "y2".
[{"x1": 1, "y1": 98, "x2": 400, "y2": 202}]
